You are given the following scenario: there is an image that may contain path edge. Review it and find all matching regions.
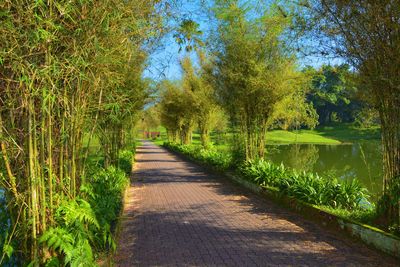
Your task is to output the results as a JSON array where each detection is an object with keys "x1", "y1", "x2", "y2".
[{"x1": 109, "y1": 149, "x2": 138, "y2": 266}]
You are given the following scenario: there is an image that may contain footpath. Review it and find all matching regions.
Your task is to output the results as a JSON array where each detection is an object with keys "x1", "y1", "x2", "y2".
[{"x1": 114, "y1": 140, "x2": 397, "y2": 266}]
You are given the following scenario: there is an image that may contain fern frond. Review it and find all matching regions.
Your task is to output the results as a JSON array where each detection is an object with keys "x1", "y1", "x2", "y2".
[
  {"x1": 57, "y1": 198, "x2": 100, "y2": 229},
  {"x1": 64, "y1": 239, "x2": 97, "y2": 267},
  {"x1": 39, "y1": 227, "x2": 74, "y2": 255}
]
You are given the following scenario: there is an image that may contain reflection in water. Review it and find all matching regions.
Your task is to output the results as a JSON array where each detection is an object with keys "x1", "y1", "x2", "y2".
[
  {"x1": 287, "y1": 144, "x2": 319, "y2": 172},
  {"x1": 266, "y1": 142, "x2": 383, "y2": 201}
]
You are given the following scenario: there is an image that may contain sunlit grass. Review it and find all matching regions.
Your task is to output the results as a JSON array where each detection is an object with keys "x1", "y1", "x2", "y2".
[
  {"x1": 148, "y1": 123, "x2": 381, "y2": 148},
  {"x1": 265, "y1": 130, "x2": 341, "y2": 144}
]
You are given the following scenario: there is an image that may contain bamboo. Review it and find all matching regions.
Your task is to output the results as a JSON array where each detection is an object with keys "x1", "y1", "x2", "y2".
[
  {"x1": 0, "y1": 114, "x2": 18, "y2": 198},
  {"x1": 28, "y1": 97, "x2": 38, "y2": 262}
]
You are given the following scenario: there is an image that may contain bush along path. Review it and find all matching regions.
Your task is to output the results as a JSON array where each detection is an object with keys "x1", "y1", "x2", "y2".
[
  {"x1": 114, "y1": 140, "x2": 397, "y2": 266},
  {"x1": 36, "y1": 150, "x2": 134, "y2": 266}
]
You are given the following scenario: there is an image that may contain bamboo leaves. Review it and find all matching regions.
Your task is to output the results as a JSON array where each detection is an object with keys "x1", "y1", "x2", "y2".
[
  {"x1": 0, "y1": 0, "x2": 162, "y2": 264},
  {"x1": 214, "y1": 1, "x2": 298, "y2": 160}
]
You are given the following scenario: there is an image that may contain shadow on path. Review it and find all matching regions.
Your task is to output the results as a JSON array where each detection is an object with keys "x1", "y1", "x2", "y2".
[{"x1": 115, "y1": 140, "x2": 398, "y2": 266}]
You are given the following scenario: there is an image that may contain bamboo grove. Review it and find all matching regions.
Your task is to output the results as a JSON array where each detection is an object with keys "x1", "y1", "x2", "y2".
[
  {"x1": 0, "y1": 0, "x2": 162, "y2": 264},
  {"x1": 159, "y1": 2, "x2": 316, "y2": 160}
]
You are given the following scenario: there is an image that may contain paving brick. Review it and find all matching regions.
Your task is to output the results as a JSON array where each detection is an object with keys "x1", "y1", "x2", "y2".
[{"x1": 114, "y1": 140, "x2": 398, "y2": 266}]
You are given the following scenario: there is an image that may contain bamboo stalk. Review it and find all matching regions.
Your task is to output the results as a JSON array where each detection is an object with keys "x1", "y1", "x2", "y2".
[
  {"x1": 28, "y1": 97, "x2": 38, "y2": 262},
  {"x1": 0, "y1": 114, "x2": 18, "y2": 199}
]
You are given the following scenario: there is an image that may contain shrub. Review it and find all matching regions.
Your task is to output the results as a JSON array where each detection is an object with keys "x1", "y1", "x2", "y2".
[
  {"x1": 83, "y1": 167, "x2": 129, "y2": 229},
  {"x1": 40, "y1": 198, "x2": 99, "y2": 266},
  {"x1": 164, "y1": 142, "x2": 369, "y2": 211},
  {"x1": 164, "y1": 142, "x2": 232, "y2": 171},
  {"x1": 118, "y1": 150, "x2": 134, "y2": 175},
  {"x1": 239, "y1": 159, "x2": 369, "y2": 210},
  {"x1": 40, "y1": 167, "x2": 129, "y2": 266}
]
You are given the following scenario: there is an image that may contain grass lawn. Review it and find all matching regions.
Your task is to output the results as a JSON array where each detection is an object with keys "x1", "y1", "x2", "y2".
[
  {"x1": 265, "y1": 130, "x2": 340, "y2": 144},
  {"x1": 144, "y1": 123, "x2": 381, "y2": 147},
  {"x1": 313, "y1": 123, "x2": 381, "y2": 142}
]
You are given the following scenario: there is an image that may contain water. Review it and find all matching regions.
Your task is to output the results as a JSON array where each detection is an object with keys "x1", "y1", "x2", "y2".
[{"x1": 265, "y1": 141, "x2": 383, "y2": 201}]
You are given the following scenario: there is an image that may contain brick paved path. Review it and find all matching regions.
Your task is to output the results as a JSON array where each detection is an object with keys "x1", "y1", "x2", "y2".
[{"x1": 115, "y1": 140, "x2": 398, "y2": 266}]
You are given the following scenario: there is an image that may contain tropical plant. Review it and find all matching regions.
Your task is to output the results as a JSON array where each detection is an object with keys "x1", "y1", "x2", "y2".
[
  {"x1": 41, "y1": 166, "x2": 129, "y2": 266},
  {"x1": 239, "y1": 159, "x2": 369, "y2": 210},
  {"x1": 40, "y1": 198, "x2": 99, "y2": 267}
]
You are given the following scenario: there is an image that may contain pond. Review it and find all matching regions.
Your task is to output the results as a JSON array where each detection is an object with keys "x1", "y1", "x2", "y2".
[{"x1": 265, "y1": 141, "x2": 383, "y2": 201}]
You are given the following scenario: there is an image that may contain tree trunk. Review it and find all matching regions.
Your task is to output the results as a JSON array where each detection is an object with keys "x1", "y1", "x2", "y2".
[{"x1": 379, "y1": 93, "x2": 400, "y2": 225}]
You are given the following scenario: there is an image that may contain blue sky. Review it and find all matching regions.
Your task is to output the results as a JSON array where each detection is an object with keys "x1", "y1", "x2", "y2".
[
  {"x1": 143, "y1": 0, "x2": 342, "y2": 81},
  {"x1": 143, "y1": 0, "x2": 211, "y2": 81}
]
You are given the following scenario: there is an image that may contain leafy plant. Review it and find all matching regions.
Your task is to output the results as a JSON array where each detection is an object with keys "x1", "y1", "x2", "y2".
[
  {"x1": 40, "y1": 198, "x2": 98, "y2": 266},
  {"x1": 40, "y1": 166, "x2": 129, "y2": 266},
  {"x1": 164, "y1": 142, "x2": 232, "y2": 171},
  {"x1": 118, "y1": 150, "x2": 134, "y2": 175},
  {"x1": 239, "y1": 159, "x2": 369, "y2": 210}
]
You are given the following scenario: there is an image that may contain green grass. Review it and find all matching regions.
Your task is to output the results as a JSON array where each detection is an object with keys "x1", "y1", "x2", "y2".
[
  {"x1": 313, "y1": 123, "x2": 381, "y2": 142},
  {"x1": 265, "y1": 123, "x2": 380, "y2": 144},
  {"x1": 265, "y1": 130, "x2": 341, "y2": 144},
  {"x1": 152, "y1": 130, "x2": 340, "y2": 146},
  {"x1": 146, "y1": 123, "x2": 381, "y2": 147}
]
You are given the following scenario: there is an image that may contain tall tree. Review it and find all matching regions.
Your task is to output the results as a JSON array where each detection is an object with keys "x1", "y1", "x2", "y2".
[
  {"x1": 307, "y1": 65, "x2": 359, "y2": 124},
  {"x1": 159, "y1": 81, "x2": 179, "y2": 142}
]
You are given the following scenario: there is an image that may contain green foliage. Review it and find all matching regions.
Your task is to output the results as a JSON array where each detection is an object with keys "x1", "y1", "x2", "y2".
[
  {"x1": 354, "y1": 107, "x2": 380, "y2": 128},
  {"x1": 164, "y1": 142, "x2": 232, "y2": 171},
  {"x1": 0, "y1": 189, "x2": 17, "y2": 266},
  {"x1": 376, "y1": 176, "x2": 400, "y2": 227},
  {"x1": 118, "y1": 150, "x2": 134, "y2": 176},
  {"x1": 83, "y1": 167, "x2": 129, "y2": 228},
  {"x1": 269, "y1": 89, "x2": 319, "y2": 130},
  {"x1": 40, "y1": 198, "x2": 98, "y2": 266},
  {"x1": 307, "y1": 65, "x2": 361, "y2": 125},
  {"x1": 2, "y1": 244, "x2": 13, "y2": 261},
  {"x1": 0, "y1": 0, "x2": 161, "y2": 263},
  {"x1": 174, "y1": 19, "x2": 204, "y2": 52},
  {"x1": 40, "y1": 166, "x2": 129, "y2": 266},
  {"x1": 164, "y1": 141, "x2": 369, "y2": 210},
  {"x1": 310, "y1": 2, "x2": 400, "y2": 227},
  {"x1": 213, "y1": 1, "x2": 300, "y2": 160},
  {"x1": 239, "y1": 159, "x2": 369, "y2": 210},
  {"x1": 159, "y1": 80, "x2": 195, "y2": 144},
  {"x1": 319, "y1": 205, "x2": 377, "y2": 224},
  {"x1": 141, "y1": 106, "x2": 161, "y2": 133}
]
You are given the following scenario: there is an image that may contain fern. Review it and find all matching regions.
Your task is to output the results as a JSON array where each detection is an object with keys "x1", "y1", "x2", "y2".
[
  {"x1": 64, "y1": 239, "x2": 96, "y2": 267},
  {"x1": 40, "y1": 165, "x2": 129, "y2": 265},
  {"x1": 56, "y1": 198, "x2": 99, "y2": 229},
  {"x1": 39, "y1": 227, "x2": 74, "y2": 256},
  {"x1": 41, "y1": 198, "x2": 98, "y2": 266}
]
